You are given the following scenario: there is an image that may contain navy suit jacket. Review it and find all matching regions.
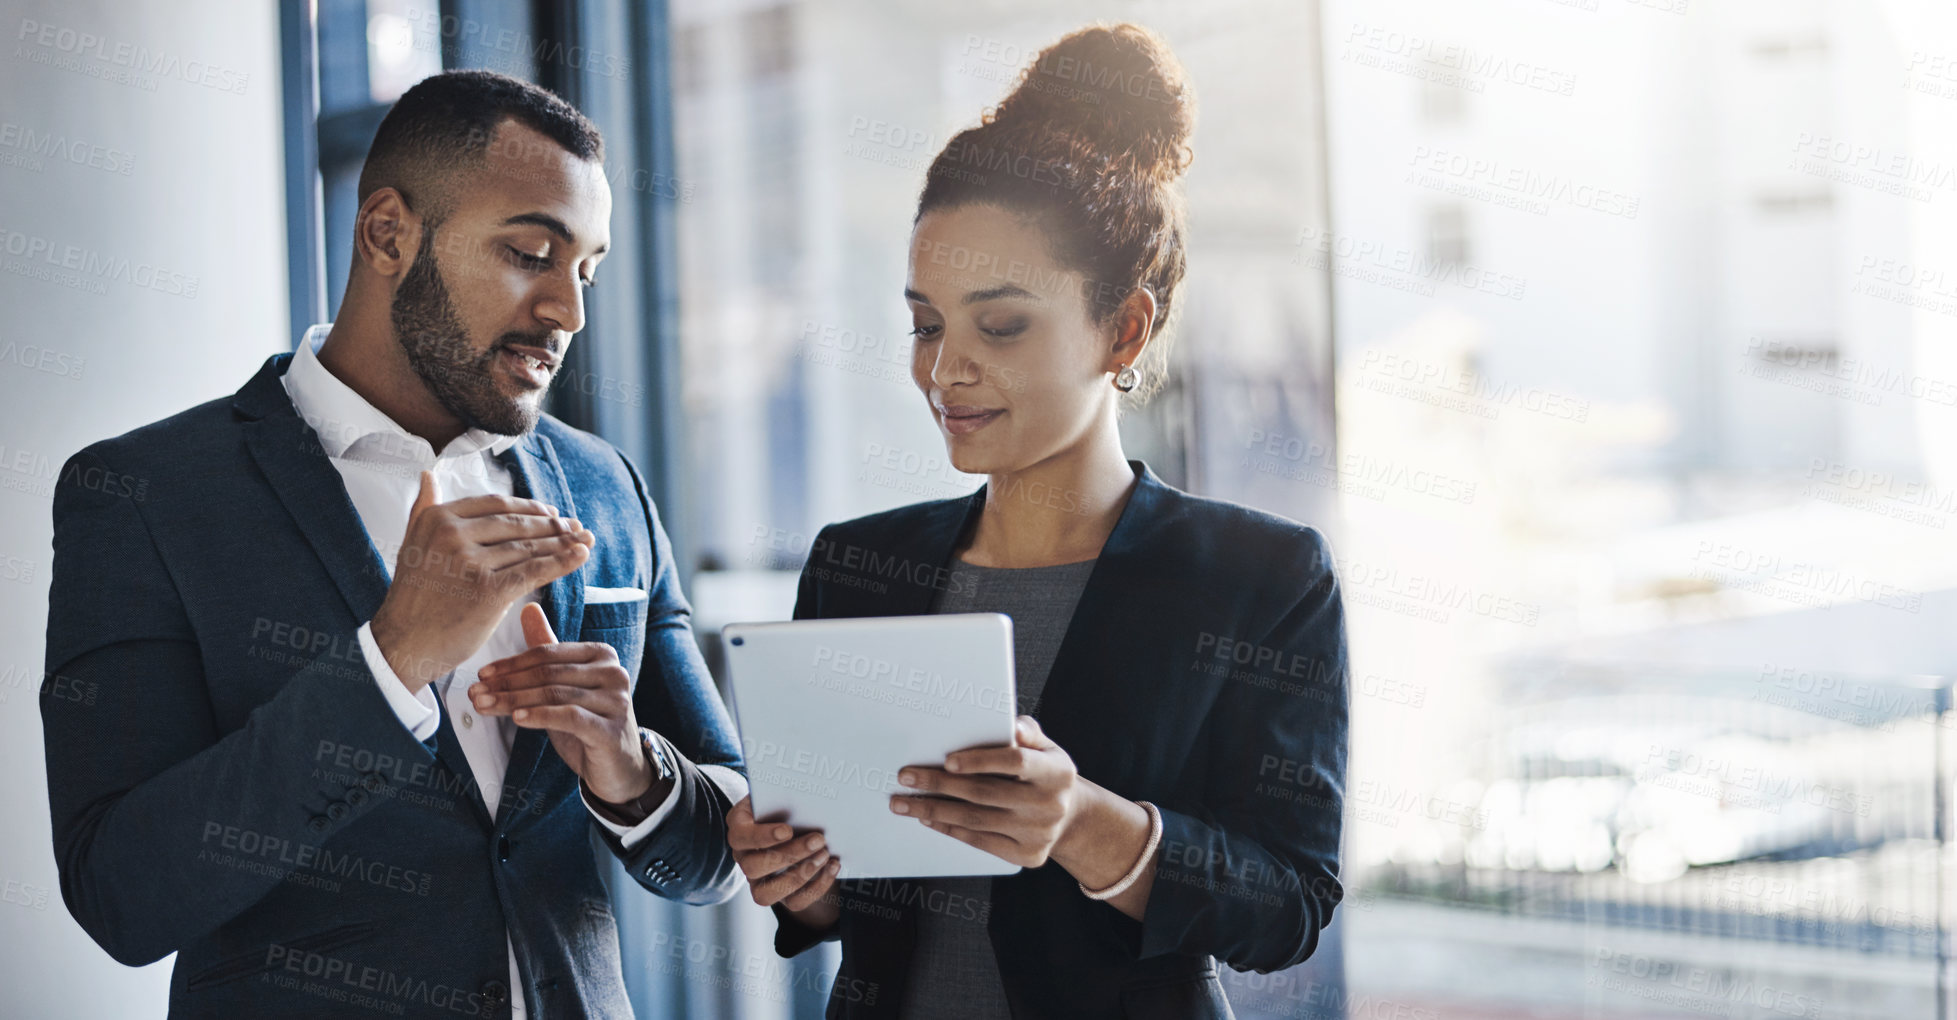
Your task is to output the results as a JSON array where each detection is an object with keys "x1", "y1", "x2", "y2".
[
  {"x1": 41, "y1": 352, "x2": 744, "y2": 1018},
  {"x1": 775, "y1": 462, "x2": 1349, "y2": 1020}
]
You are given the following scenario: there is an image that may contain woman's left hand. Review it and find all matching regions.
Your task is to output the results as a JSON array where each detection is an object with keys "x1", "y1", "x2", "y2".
[{"x1": 890, "y1": 715, "x2": 1079, "y2": 867}]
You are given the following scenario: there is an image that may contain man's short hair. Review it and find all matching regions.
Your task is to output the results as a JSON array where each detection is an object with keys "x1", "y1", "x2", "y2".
[{"x1": 357, "y1": 69, "x2": 604, "y2": 224}]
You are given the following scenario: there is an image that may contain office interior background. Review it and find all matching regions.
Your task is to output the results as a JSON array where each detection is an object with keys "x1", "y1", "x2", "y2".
[{"x1": 2, "y1": 0, "x2": 1955, "y2": 1016}]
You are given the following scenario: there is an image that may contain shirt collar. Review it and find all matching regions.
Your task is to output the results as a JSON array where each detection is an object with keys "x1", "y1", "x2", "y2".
[{"x1": 281, "y1": 323, "x2": 522, "y2": 464}]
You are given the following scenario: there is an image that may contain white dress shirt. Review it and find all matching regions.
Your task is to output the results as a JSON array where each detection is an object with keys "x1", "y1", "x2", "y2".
[{"x1": 281, "y1": 323, "x2": 684, "y2": 1017}]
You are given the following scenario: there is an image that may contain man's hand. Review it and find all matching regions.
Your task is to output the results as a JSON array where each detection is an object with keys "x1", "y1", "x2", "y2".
[
  {"x1": 369, "y1": 471, "x2": 593, "y2": 689},
  {"x1": 470, "y1": 603, "x2": 660, "y2": 810}
]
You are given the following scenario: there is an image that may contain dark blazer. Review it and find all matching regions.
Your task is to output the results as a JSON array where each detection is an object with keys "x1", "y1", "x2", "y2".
[
  {"x1": 41, "y1": 353, "x2": 745, "y2": 1019},
  {"x1": 773, "y1": 462, "x2": 1349, "y2": 1020}
]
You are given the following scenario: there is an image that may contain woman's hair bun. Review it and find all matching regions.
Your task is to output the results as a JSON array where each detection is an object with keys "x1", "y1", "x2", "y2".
[{"x1": 988, "y1": 23, "x2": 1195, "y2": 182}]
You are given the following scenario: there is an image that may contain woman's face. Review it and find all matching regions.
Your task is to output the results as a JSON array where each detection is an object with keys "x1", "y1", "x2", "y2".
[{"x1": 905, "y1": 204, "x2": 1118, "y2": 476}]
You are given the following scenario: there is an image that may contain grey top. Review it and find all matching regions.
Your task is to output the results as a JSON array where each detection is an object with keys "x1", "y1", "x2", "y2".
[{"x1": 897, "y1": 555, "x2": 1098, "y2": 1020}]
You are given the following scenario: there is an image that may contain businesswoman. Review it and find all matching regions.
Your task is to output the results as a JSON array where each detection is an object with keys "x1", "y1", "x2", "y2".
[{"x1": 725, "y1": 23, "x2": 1348, "y2": 1020}]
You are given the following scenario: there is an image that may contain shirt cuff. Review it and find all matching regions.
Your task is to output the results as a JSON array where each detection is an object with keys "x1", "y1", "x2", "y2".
[
  {"x1": 582, "y1": 731, "x2": 684, "y2": 847},
  {"x1": 357, "y1": 621, "x2": 439, "y2": 742}
]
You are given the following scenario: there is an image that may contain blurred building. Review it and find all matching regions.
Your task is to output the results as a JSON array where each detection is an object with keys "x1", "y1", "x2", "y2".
[{"x1": 1322, "y1": 0, "x2": 1957, "y2": 1015}]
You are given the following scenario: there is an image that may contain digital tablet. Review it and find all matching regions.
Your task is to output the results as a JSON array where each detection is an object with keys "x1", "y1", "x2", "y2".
[{"x1": 720, "y1": 613, "x2": 1022, "y2": 879}]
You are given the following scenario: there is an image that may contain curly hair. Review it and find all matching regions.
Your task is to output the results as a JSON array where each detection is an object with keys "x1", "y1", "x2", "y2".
[{"x1": 917, "y1": 23, "x2": 1196, "y2": 404}]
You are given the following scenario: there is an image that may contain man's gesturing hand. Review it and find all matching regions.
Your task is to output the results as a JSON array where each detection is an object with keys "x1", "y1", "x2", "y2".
[
  {"x1": 369, "y1": 471, "x2": 593, "y2": 689},
  {"x1": 471, "y1": 603, "x2": 662, "y2": 810}
]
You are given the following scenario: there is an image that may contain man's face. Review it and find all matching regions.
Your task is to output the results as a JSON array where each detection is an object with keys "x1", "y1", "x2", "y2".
[{"x1": 391, "y1": 118, "x2": 612, "y2": 437}]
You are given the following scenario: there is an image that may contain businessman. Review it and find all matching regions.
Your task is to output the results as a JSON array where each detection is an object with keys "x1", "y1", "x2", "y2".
[{"x1": 41, "y1": 70, "x2": 744, "y2": 1018}]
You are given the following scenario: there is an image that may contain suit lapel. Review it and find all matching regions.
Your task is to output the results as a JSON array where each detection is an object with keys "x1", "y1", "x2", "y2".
[
  {"x1": 870, "y1": 465, "x2": 1167, "y2": 759},
  {"x1": 880, "y1": 466, "x2": 1166, "y2": 734},
  {"x1": 1027, "y1": 462, "x2": 1169, "y2": 758},
  {"x1": 234, "y1": 355, "x2": 488, "y2": 821},
  {"x1": 885, "y1": 490, "x2": 984, "y2": 616},
  {"x1": 840, "y1": 469, "x2": 1165, "y2": 981},
  {"x1": 430, "y1": 690, "x2": 495, "y2": 828},
  {"x1": 497, "y1": 431, "x2": 585, "y2": 819},
  {"x1": 242, "y1": 409, "x2": 392, "y2": 626}
]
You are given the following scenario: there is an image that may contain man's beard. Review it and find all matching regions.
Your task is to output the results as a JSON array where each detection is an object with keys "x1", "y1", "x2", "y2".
[{"x1": 390, "y1": 226, "x2": 554, "y2": 437}]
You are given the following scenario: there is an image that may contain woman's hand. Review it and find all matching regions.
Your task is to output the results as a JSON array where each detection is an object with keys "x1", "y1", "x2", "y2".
[
  {"x1": 890, "y1": 715, "x2": 1082, "y2": 868},
  {"x1": 727, "y1": 797, "x2": 842, "y2": 930}
]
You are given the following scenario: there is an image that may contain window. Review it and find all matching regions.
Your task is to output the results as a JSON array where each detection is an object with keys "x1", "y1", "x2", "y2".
[{"x1": 1424, "y1": 202, "x2": 1471, "y2": 266}]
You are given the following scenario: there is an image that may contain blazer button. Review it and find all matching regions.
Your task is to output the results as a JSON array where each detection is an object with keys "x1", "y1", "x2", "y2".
[
  {"x1": 361, "y1": 772, "x2": 386, "y2": 792},
  {"x1": 326, "y1": 801, "x2": 350, "y2": 821},
  {"x1": 481, "y1": 979, "x2": 509, "y2": 1005},
  {"x1": 307, "y1": 817, "x2": 329, "y2": 834},
  {"x1": 344, "y1": 788, "x2": 368, "y2": 807}
]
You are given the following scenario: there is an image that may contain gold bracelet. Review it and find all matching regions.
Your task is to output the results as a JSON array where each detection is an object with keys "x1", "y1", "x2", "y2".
[{"x1": 1078, "y1": 800, "x2": 1162, "y2": 901}]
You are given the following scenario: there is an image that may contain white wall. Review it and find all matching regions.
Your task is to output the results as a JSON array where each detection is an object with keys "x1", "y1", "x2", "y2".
[{"x1": 0, "y1": 0, "x2": 289, "y2": 1015}]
